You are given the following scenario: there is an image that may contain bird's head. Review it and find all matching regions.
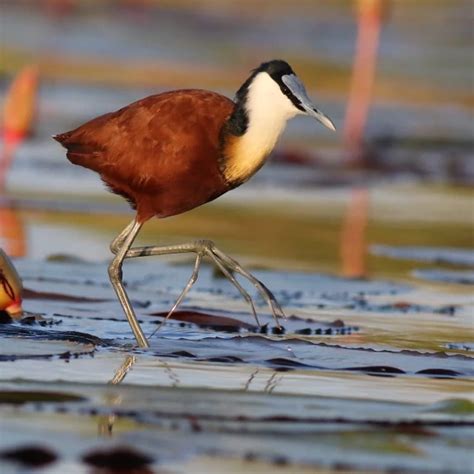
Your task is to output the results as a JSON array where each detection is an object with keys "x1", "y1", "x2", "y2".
[
  {"x1": 236, "y1": 59, "x2": 336, "y2": 132},
  {"x1": 221, "y1": 60, "x2": 335, "y2": 186}
]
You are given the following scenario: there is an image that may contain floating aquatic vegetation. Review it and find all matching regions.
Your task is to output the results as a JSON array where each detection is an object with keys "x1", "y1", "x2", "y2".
[
  {"x1": 0, "y1": 445, "x2": 57, "y2": 469},
  {"x1": 82, "y1": 446, "x2": 154, "y2": 471}
]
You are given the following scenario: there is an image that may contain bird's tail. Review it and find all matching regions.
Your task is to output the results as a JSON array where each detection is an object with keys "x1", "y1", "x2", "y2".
[{"x1": 53, "y1": 130, "x2": 102, "y2": 168}]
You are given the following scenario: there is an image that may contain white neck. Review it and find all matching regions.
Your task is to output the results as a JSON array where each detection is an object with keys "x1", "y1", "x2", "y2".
[{"x1": 223, "y1": 72, "x2": 300, "y2": 184}]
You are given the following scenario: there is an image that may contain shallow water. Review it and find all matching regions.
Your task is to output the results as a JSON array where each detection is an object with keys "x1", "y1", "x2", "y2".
[{"x1": 1, "y1": 250, "x2": 473, "y2": 472}]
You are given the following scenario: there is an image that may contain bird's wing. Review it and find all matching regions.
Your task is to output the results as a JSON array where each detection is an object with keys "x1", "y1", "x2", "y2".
[{"x1": 54, "y1": 90, "x2": 234, "y2": 191}]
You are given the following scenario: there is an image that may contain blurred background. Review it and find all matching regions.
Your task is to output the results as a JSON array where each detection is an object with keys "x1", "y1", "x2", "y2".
[{"x1": 0, "y1": 0, "x2": 473, "y2": 281}]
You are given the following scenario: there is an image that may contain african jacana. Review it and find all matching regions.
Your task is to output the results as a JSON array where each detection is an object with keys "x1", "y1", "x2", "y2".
[{"x1": 54, "y1": 60, "x2": 335, "y2": 348}]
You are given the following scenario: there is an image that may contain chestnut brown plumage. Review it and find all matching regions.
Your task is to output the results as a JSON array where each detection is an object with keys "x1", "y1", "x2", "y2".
[
  {"x1": 54, "y1": 60, "x2": 335, "y2": 348},
  {"x1": 56, "y1": 90, "x2": 234, "y2": 221}
]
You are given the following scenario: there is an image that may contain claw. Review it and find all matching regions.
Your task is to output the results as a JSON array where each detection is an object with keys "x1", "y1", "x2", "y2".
[{"x1": 149, "y1": 252, "x2": 203, "y2": 339}]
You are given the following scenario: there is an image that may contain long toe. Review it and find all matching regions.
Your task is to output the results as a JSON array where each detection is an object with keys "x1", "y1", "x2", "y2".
[
  {"x1": 207, "y1": 248, "x2": 261, "y2": 327},
  {"x1": 210, "y1": 247, "x2": 285, "y2": 327}
]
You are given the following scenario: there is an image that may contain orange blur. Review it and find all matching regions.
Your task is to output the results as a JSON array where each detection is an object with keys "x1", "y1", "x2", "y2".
[
  {"x1": 1, "y1": 65, "x2": 39, "y2": 191},
  {"x1": 343, "y1": 0, "x2": 386, "y2": 164}
]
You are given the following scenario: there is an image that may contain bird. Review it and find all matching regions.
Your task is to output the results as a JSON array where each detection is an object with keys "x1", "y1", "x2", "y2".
[
  {"x1": 54, "y1": 59, "x2": 335, "y2": 348},
  {"x1": 0, "y1": 248, "x2": 23, "y2": 317}
]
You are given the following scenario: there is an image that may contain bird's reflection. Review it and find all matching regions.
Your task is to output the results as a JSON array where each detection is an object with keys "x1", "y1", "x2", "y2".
[
  {"x1": 263, "y1": 371, "x2": 284, "y2": 394},
  {"x1": 243, "y1": 368, "x2": 259, "y2": 391},
  {"x1": 101, "y1": 354, "x2": 288, "y2": 436},
  {"x1": 243, "y1": 367, "x2": 284, "y2": 394},
  {"x1": 98, "y1": 354, "x2": 137, "y2": 437},
  {"x1": 155, "y1": 357, "x2": 180, "y2": 388},
  {"x1": 109, "y1": 354, "x2": 137, "y2": 385},
  {"x1": 340, "y1": 187, "x2": 369, "y2": 278},
  {"x1": 99, "y1": 353, "x2": 183, "y2": 437}
]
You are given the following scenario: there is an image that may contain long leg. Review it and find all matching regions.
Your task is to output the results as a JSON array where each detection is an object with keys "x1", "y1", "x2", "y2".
[
  {"x1": 108, "y1": 218, "x2": 149, "y2": 348},
  {"x1": 99, "y1": 354, "x2": 137, "y2": 436},
  {"x1": 121, "y1": 240, "x2": 264, "y2": 327},
  {"x1": 110, "y1": 220, "x2": 136, "y2": 254},
  {"x1": 112, "y1": 238, "x2": 283, "y2": 330},
  {"x1": 109, "y1": 354, "x2": 137, "y2": 384},
  {"x1": 155, "y1": 245, "x2": 261, "y2": 327},
  {"x1": 148, "y1": 252, "x2": 203, "y2": 338},
  {"x1": 119, "y1": 240, "x2": 284, "y2": 326}
]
